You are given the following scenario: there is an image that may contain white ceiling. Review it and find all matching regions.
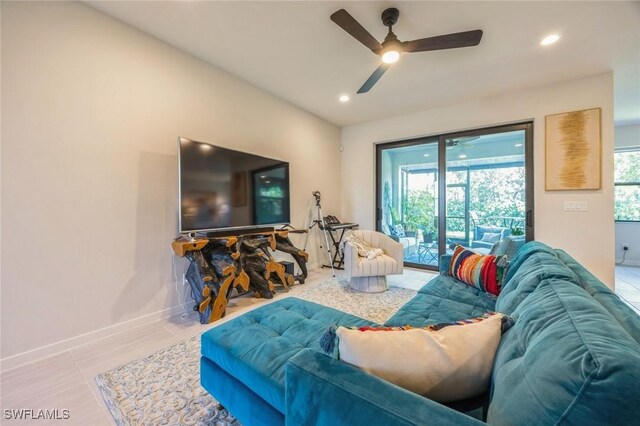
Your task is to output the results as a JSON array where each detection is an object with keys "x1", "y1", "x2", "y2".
[{"x1": 87, "y1": 1, "x2": 640, "y2": 127}]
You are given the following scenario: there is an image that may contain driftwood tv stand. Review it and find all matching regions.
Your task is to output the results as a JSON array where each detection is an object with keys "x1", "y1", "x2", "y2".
[{"x1": 171, "y1": 229, "x2": 309, "y2": 324}]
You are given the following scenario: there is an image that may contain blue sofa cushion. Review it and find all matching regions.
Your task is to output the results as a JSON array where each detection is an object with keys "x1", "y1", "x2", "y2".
[
  {"x1": 385, "y1": 275, "x2": 496, "y2": 327},
  {"x1": 496, "y1": 250, "x2": 579, "y2": 315},
  {"x1": 555, "y1": 249, "x2": 640, "y2": 344},
  {"x1": 200, "y1": 297, "x2": 374, "y2": 413},
  {"x1": 488, "y1": 278, "x2": 640, "y2": 425},
  {"x1": 502, "y1": 241, "x2": 558, "y2": 284},
  {"x1": 201, "y1": 357, "x2": 284, "y2": 426}
]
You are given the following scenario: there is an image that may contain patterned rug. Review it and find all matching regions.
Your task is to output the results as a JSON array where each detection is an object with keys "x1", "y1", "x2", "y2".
[{"x1": 95, "y1": 276, "x2": 417, "y2": 425}]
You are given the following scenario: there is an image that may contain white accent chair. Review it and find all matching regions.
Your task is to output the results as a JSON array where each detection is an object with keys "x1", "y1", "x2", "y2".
[{"x1": 343, "y1": 230, "x2": 404, "y2": 293}]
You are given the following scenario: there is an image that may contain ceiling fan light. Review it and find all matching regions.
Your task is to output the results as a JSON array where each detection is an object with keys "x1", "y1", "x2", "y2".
[
  {"x1": 381, "y1": 50, "x2": 400, "y2": 64},
  {"x1": 540, "y1": 34, "x2": 560, "y2": 46}
]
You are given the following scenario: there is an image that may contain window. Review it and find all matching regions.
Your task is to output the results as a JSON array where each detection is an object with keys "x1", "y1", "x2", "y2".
[{"x1": 614, "y1": 148, "x2": 640, "y2": 221}]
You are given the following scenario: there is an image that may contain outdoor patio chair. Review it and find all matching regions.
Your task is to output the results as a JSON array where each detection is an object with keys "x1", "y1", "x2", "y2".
[{"x1": 471, "y1": 225, "x2": 511, "y2": 249}]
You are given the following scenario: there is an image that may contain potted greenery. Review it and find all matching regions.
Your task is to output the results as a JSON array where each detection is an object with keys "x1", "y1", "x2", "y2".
[
  {"x1": 511, "y1": 227, "x2": 525, "y2": 236},
  {"x1": 402, "y1": 189, "x2": 436, "y2": 241}
]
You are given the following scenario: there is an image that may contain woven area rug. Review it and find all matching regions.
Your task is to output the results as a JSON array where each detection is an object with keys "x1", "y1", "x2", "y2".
[{"x1": 96, "y1": 276, "x2": 417, "y2": 425}]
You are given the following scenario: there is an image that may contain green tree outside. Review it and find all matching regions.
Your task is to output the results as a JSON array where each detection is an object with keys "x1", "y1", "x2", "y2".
[
  {"x1": 614, "y1": 150, "x2": 640, "y2": 221},
  {"x1": 401, "y1": 166, "x2": 527, "y2": 240}
]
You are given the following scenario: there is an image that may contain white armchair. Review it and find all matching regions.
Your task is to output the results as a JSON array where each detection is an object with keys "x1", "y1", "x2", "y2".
[{"x1": 343, "y1": 230, "x2": 404, "y2": 293}]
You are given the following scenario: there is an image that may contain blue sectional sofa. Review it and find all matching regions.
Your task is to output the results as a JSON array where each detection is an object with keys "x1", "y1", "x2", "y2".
[{"x1": 200, "y1": 242, "x2": 640, "y2": 425}]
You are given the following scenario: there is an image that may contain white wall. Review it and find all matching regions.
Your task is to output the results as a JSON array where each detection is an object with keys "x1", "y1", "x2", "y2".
[
  {"x1": 614, "y1": 123, "x2": 640, "y2": 265},
  {"x1": 615, "y1": 223, "x2": 640, "y2": 266},
  {"x1": 615, "y1": 123, "x2": 640, "y2": 149},
  {"x1": 342, "y1": 73, "x2": 615, "y2": 286},
  {"x1": 1, "y1": 2, "x2": 341, "y2": 366}
]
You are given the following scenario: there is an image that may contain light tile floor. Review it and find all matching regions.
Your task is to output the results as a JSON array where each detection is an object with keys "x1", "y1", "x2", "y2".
[
  {"x1": 615, "y1": 264, "x2": 640, "y2": 315},
  {"x1": 0, "y1": 267, "x2": 434, "y2": 425},
  {"x1": 2, "y1": 265, "x2": 638, "y2": 425}
]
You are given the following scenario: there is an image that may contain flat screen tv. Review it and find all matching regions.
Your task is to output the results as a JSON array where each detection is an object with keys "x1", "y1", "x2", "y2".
[{"x1": 178, "y1": 137, "x2": 290, "y2": 234}]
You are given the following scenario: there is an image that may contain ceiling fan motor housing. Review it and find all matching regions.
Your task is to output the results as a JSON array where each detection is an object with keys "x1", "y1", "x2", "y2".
[
  {"x1": 381, "y1": 8, "x2": 399, "y2": 27},
  {"x1": 380, "y1": 8, "x2": 401, "y2": 53}
]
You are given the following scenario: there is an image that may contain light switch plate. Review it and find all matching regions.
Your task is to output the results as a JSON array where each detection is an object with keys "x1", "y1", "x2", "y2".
[{"x1": 564, "y1": 201, "x2": 588, "y2": 212}]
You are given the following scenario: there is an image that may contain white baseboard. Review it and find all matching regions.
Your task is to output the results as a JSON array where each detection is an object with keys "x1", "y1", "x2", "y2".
[
  {"x1": 1, "y1": 264, "x2": 322, "y2": 372},
  {"x1": 0, "y1": 304, "x2": 187, "y2": 372},
  {"x1": 617, "y1": 258, "x2": 640, "y2": 267}
]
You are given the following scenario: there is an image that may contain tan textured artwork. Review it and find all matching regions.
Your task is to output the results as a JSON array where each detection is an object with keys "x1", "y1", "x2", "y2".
[{"x1": 545, "y1": 108, "x2": 601, "y2": 190}]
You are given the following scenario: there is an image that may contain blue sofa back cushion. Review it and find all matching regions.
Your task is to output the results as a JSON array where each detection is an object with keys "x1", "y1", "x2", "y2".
[
  {"x1": 502, "y1": 241, "x2": 557, "y2": 284},
  {"x1": 385, "y1": 275, "x2": 496, "y2": 327},
  {"x1": 496, "y1": 250, "x2": 579, "y2": 315},
  {"x1": 488, "y1": 278, "x2": 640, "y2": 425},
  {"x1": 201, "y1": 297, "x2": 375, "y2": 413},
  {"x1": 555, "y1": 249, "x2": 640, "y2": 345}
]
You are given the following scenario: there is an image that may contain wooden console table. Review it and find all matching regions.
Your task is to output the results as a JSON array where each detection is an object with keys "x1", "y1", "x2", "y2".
[{"x1": 171, "y1": 229, "x2": 308, "y2": 324}]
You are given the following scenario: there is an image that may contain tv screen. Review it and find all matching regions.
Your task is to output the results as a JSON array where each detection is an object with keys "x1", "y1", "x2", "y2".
[{"x1": 178, "y1": 137, "x2": 290, "y2": 233}]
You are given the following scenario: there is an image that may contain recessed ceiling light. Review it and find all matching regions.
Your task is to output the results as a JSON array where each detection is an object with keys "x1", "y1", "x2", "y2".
[
  {"x1": 423, "y1": 154, "x2": 430, "y2": 157},
  {"x1": 339, "y1": 95, "x2": 350, "y2": 103},
  {"x1": 514, "y1": 143, "x2": 523, "y2": 147},
  {"x1": 459, "y1": 154, "x2": 467, "y2": 159},
  {"x1": 540, "y1": 34, "x2": 560, "y2": 46}
]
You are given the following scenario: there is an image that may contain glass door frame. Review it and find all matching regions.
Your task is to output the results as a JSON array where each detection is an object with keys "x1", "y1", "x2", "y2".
[
  {"x1": 375, "y1": 122, "x2": 534, "y2": 271},
  {"x1": 375, "y1": 136, "x2": 439, "y2": 270}
]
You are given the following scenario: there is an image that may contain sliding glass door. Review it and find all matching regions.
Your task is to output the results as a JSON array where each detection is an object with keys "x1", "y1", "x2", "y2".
[
  {"x1": 376, "y1": 123, "x2": 533, "y2": 271},
  {"x1": 377, "y1": 138, "x2": 440, "y2": 268}
]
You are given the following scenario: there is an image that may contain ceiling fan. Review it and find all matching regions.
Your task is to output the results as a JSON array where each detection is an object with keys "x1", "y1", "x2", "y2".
[
  {"x1": 330, "y1": 8, "x2": 483, "y2": 94},
  {"x1": 446, "y1": 136, "x2": 480, "y2": 147}
]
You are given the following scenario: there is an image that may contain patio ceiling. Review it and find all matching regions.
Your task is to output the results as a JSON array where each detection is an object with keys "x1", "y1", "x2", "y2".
[{"x1": 389, "y1": 131, "x2": 525, "y2": 171}]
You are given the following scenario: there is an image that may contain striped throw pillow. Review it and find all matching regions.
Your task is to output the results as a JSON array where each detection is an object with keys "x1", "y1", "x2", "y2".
[{"x1": 449, "y1": 245, "x2": 507, "y2": 295}]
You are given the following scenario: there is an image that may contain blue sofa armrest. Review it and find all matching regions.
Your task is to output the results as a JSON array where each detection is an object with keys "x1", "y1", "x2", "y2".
[
  {"x1": 439, "y1": 254, "x2": 452, "y2": 274},
  {"x1": 285, "y1": 349, "x2": 484, "y2": 426}
]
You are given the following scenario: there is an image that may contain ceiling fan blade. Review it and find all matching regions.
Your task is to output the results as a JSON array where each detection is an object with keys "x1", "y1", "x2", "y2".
[
  {"x1": 331, "y1": 9, "x2": 382, "y2": 52},
  {"x1": 357, "y1": 63, "x2": 391, "y2": 94},
  {"x1": 403, "y1": 30, "x2": 483, "y2": 53}
]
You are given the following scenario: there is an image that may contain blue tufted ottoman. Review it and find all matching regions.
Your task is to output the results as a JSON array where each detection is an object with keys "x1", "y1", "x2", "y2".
[{"x1": 200, "y1": 297, "x2": 374, "y2": 426}]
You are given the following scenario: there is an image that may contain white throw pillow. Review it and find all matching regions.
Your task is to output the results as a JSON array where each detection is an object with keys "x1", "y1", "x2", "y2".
[{"x1": 336, "y1": 313, "x2": 506, "y2": 402}]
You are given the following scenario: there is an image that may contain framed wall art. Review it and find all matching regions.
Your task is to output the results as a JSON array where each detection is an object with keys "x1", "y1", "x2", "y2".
[{"x1": 545, "y1": 107, "x2": 601, "y2": 190}]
